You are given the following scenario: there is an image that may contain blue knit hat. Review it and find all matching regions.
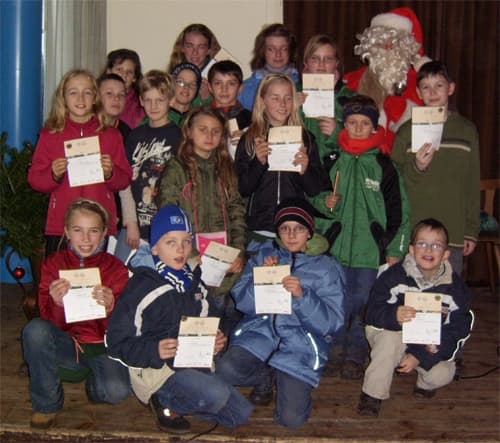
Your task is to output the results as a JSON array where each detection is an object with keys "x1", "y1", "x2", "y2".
[
  {"x1": 342, "y1": 95, "x2": 379, "y2": 129},
  {"x1": 170, "y1": 62, "x2": 202, "y2": 95},
  {"x1": 150, "y1": 205, "x2": 193, "y2": 246}
]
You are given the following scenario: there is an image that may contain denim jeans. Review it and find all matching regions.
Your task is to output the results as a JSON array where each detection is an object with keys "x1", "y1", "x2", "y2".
[
  {"x1": 155, "y1": 368, "x2": 252, "y2": 428},
  {"x1": 22, "y1": 318, "x2": 130, "y2": 413},
  {"x1": 330, "y1": 266, "x2": 377, "y2": 365},
  {"x1": 216, "y1": 346, "x2": 313, "y2": 428}
]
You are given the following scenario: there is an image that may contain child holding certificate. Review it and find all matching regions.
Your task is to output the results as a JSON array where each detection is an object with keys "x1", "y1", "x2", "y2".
[
  {"x1": 106, "y1": 204, "x2": 252, "y2": 434},
  {"x1": 216, "y1": 198, "x2": 345, "y2": 428},
  {"x1": 310, "y1": 94, "x2": 410, "y2": 379},
  {"x1": 235, "y1": 73, "x2": 327, "y2": 242},
  {"x1": 157, "y1": 106, "x2": 246, "y2": 333},
  {"x1": 22, "y1": 199, "x2": 130, "y2": 429},
  {"x1": 392, "y1": 61, "x2": 480, "y2": 274},
  {"x1": 357, "y1": 218, "x2": 473, "y2": 417},
  {"x1": 27, "y1": 69, "x2": 132, "y2": 256}
]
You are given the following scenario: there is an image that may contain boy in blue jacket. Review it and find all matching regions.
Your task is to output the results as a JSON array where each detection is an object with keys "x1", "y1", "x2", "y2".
[
  {"x1": 358, "y1": 218, "x2": 473, "y2": 417},
  {"x1": 216, "y1": 198, "x2": 345, "y2": 428},
  {"x1": 106, "y1": 204, "x2": 252, "y2": 433}
]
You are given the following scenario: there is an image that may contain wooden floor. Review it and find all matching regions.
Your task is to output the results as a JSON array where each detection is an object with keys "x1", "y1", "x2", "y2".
[{"x1": 0, "y1": 282, "x2": 498, "y2": 443}]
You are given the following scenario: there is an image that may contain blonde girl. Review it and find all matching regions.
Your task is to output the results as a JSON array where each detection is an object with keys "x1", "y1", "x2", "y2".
[
  {"x1": 167, "y1": 24, "x2": 220, "y2": 102},
  {"x1": 235, "y1": 73, "x2": 327, "y2": 240},
  {"x1": 22, "y1": 198, "x2": 130, "y2": 429},
  {"x1": 28, "y1": 69, "x2": 132, "y2": 256}
]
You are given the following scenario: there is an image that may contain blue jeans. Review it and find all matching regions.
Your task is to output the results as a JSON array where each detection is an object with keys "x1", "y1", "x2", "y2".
[
  {"x1": 216, "y1": 346, "x2": 313, "y2": 428},
  {"x1": 330, "y1": 267, "x2": 377, "y2": 365},
  {"x1": 22, "y1": 318, "x2": 130, "y2": 413},
  {"x1": 155, "y1": 368, "x2": 252, "y2": 428}
]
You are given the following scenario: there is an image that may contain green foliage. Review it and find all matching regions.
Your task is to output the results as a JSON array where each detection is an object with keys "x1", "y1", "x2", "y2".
[{"x1": 0, "y1": 132, "x2": 47, "y2": 258}]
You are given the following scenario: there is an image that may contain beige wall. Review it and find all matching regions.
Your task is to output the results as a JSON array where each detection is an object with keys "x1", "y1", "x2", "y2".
[{"x1": 107, "y1": 0, "x2": 283, "y2": 77}]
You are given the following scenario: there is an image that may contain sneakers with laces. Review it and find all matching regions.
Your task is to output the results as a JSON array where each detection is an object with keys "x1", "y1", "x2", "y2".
[
  {"x1": 357, "y1": 392, "x2": 382, "y2": 417},
  {"x1": 30, "y1": 412, "x2": 57, "y2": 429},
  {"x1": 149, "y1": 394, "x2": 191, "y2": 434}
]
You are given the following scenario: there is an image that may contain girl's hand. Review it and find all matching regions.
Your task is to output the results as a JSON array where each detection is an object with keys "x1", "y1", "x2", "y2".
[
  {"x1": 49, "y1": 278, "x2": 70, "y2": 306},
  {"x1": 254, "y1": 137, "x2": 269, "y2": 165},
  {"x1": 51, "y1": 158, "x2": 67, "y2": 181},
  {"x1": 282, "y1": 275, "x2": 303, "y2": 297},
  {"x1": 227, "y1": 255, "x2": 245, "y2": 274},
  {"x1": 414, "y1": 143, "x2": 434, "y2": 172},
  {"x1": 386, "y1": 256, "x2": 400, "y2": 266},
  {"x1": 214, "y1": 330, "x2": 227, "y2": 355},
  {"x1": 93, "y1": 285, "x2": 115, "y2": 312},
  {"x1": 318, "y1": 117, "x2": 336, "y2": 136},
  {"x1": 325, "y1": 193, "x2": 341, "y2": 210},
  {"x1": 199, "y1": 79, "x2": 211, "y2": 100},
  {"x1": 262, "y1": 255, "x2": 278, "y2": 266},
  {"x1": 101, "y1": 154, "x2": 114, "y2": 180},
  {"x1": 125, "y1": 221, "x2": 140, "y2": 249},
  {"x1": 293, "y1": 147, "x2": 309, "y2": 175},
  {"x1": 396, "y1": 305, "x2": 416, "y2": 324},
  {"x1": 158, "y1": 338, "x2": 179, "y2": 359},
  {"x1": 396, "y1": 353, "x2": 420, "y2": 373},
  {"x1": 296, "y1": 92, "x2": 307, "y2": 106}
]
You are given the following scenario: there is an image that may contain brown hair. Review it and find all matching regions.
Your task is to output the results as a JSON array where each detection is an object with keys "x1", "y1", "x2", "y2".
[
  {"x1": 410, "y1": 218, "x2": 449, "y2": 246},
  {"x1": 302, "y1": 34, "x2": 343, "y2": 77},
  {"x1": 139, "y1": 70, "x2": 175, "y2": 100},
  {"x1": 250, "y1": 23, "x2": 297, "y2": 71}
]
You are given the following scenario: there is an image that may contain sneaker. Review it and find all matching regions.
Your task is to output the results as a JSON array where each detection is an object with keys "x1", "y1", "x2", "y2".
[
  {"x1": 249, "y1": 387, "x2": 273, "y2": 406},
  {"x1": 341, "y1": 360, "x2": 364, "y2": 380},
  {"x1": 357, "y1": 392, "x2": 382, "y2": 417},
  {"x1": 30, "y1": 412, "x2": 57, "y2": 429},
  {"x1": 149, "y1": 394, "x2": 191, "y2": 434},
  {"x1": 413, "y1": 386, "x2": 437, "y2": 398}
]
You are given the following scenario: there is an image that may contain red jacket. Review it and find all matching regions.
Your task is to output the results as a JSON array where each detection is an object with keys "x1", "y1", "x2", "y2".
[
  {"x1": 38, "y1": 247, "x2": 129, "y2": 343},
  {"x1": 28, "y1": 116, "x2": 132, "y2": 235}
]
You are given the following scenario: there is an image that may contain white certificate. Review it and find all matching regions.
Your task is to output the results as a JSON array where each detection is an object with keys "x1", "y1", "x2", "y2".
[
  {"x1": 174, "y1": 317, "x2": 220, "y2": 368},
  {"x1": 253, "y1": 265, "x2": 291, "y2": 314},
  {"x1": 60, "y1": 267, "x2": 105, "y2": 323},
  {"x1": 411, "y1": 106, "x2": 446, "y2": 152},
  {"x1": 200, "y1": 241, "x2": 241, "y2": 287},
  {"x1": 402, "y1": 292, "x2": 442, "y2": 345},
  {"x1": 302, "y1": 73, "x2": 335, "y2": 118},
  {"x1": 64, "y1": 136, "x2": 104, "y2": 187},
  {"x1": 268, "y1": 143, "x2": 302, "y2": 172}
]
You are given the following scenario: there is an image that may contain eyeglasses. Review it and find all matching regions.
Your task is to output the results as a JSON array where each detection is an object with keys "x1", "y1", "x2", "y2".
[
  {"x1": 414, "y1": 241, "x2": 446, "y2": 251},
  {"x1": 278, "y1": 225, "x2": 308, "y2": 235},
  {"x1": 175, "y1": 79, "x2": 198, "y2": 91}
]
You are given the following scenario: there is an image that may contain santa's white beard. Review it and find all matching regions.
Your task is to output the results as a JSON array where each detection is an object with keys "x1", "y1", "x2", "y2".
[{"x1": 368, "y1": 48, "x2": 411, "y2": 95}]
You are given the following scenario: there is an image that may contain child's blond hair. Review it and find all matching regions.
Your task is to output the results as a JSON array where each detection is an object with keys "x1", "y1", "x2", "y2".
[
  {"x1": 244, "y1": 73, "x2": 303, "y2": 157},
  {"x1": 139, "y1": 70, "x2": 175, "y2": 100},
  {"x1": 45, "y1": 69, "x2": 106, "y2": 133}
]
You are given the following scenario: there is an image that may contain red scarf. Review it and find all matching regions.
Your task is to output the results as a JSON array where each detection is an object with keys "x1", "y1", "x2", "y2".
[{"x1": 338, "y1": 127, "x2": 389, "y2": 155}]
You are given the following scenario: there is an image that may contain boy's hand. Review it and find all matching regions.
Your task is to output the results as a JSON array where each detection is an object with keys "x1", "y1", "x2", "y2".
[
  {"x1": 325, "y1": 193, "x2": 341, "y2": 210},
  {"x1": 293, "y1": 146, "x2": 309, "y2": 175},
  {"x1": 227, "y1": 255, "x2": 245, "y2": 274},
  {"x1": 125, "y1": 221, "x2": 141, "y2": 249},
  {"x1": 386, "y1": 256, "x2": 400, "y2": 266},
  {"x1": 463, "y1": 239, "x2": 477, "y2": 256},
  {"x1": 214, "y1": 330, "x2": 227, "y2": 355},
  {"x1": 318, "y1": 117, "x2": 336, "y2": 136},
  {"x1": 296, "y1": 91, "x2": 307, "y2": 106},
  {"x1": 282, "y1": 275, "x2": 303, "y2": 297},
  {"x1": 93, "y1": 285, "x2": 115, "y2": 312},
  {"x1": 262, "y1": 255, "x2": 278, "y2": 266},
  {"x1": 101, "y1": 154, "x2": 113, "y2": 180},
  {"x1": 255, "y1": 137, "x2": 269, "y2": 165},
  {"x1": 397, "y1": 353, "x2": 420, "y2": 373},
  {"x1": 158, "y1": 338, "x2": 179, "y2": 359},
  {"x1": 49, "y1": 278, "x2": 70, "y2": 306},
  {"x1": 51, "y1": 158, "x2": 67, "y2": 181},
  {"x1": 396, "y1": 305, "x2": 416, "y2": 324},
  {"x1": 414, "y1": 143, "x2": 435, "y2": 172}
]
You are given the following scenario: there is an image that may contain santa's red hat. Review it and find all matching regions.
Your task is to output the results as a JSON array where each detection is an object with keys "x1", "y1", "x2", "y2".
[{"x1": 371, "y1": 7, "x2": 424, "y2": 55}]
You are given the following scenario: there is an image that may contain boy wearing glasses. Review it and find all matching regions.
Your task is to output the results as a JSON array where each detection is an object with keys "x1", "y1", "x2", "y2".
[
  {"x1": 357, "y1": 218, "x2": 473, "y2": 417},
  {"x1": 169, "y1": 62, "x2": 202, "y2": 128},
  {"x1": 216, "y1": 198, "x2": 345, "y2": 428}
]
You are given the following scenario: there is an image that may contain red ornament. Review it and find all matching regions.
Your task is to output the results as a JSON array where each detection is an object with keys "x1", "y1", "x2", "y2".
[{"x1": 13, "y1": 266, "x2": 25, "y2": 280}]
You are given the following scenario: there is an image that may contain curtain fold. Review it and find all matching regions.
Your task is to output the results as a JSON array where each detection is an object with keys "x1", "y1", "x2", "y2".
[{"x1": 284, "y1": 0, "x2": 498, "y2": 179}]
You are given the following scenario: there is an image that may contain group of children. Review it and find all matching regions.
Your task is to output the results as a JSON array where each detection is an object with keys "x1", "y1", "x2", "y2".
[{"x1": 21, "y1": 21, "x2": 478, "y2": 433}]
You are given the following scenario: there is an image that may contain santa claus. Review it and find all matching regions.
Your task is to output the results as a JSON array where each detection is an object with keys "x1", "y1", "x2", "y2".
[{"x1": 344, "y1": 7, "x2": 431, "y2": 149}]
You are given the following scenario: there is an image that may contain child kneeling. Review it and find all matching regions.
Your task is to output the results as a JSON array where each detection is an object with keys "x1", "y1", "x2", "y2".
[
  {"x1": 358, "y1": 218, "x2": 474, "y2": 417},
  {"x1": 105, "y1": 204, "x2": 252, "y2": 433}
]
